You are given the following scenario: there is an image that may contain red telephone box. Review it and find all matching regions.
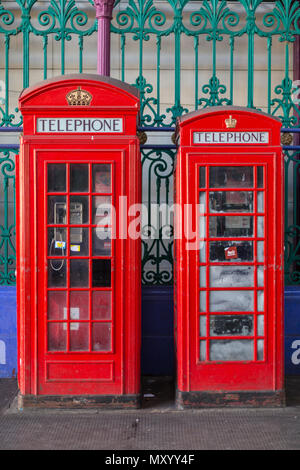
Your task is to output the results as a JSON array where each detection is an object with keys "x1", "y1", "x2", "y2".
[
  {"x1": 174, "y1": 107, "x2": 285, "y2": 407},
  {"x1": 16, "y1": 74, "x2": 141, "y2": 408}
]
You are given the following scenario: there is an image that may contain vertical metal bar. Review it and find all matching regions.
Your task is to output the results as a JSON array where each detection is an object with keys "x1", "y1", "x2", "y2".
[
  {"x1": 43, "y1": 36, "x2": 48, "y2": 80},
  {"x1": 194, "y1": 36, "x2": 199, "y2": 110},
  {"x1": 121, "y1": 34, "x2": 125, "y2": 82},
  {"x1": 267, "y1": 36, "x2": 272, "y2": 114},
  {"x1": 229, "y1": 36, "x2": 234, "y2": 105}
]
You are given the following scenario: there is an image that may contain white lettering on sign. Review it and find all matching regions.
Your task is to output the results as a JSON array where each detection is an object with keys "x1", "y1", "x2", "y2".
[
  {"x1": 291, "y1": 340, "x2": 300, "y2": 365},
  {"x1": 193, "y1": 131, "x2": 269, "y2": 144},
  {"x1": 0, "y1": 340, "x2": 5, "y2": 365},
  {"x1": 37, "y1": 117, "x2": 123, "y2": 133}
]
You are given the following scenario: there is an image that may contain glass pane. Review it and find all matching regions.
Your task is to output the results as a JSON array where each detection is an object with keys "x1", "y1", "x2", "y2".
[
  {"x1": 257, "y1": 216, "x2": 264, "y2": 237},
  {"x1": 199, "y1": 340, "x2": 206, "y2": 361},
  {"x1": 70, "y1": 164, "x2": 89, "y2": 192},
  {"x1": 92, "y1": 291, "x2": 112, "y2": 320},
  {"x1": 199, "y1": 241, "x2": 206, "y2": 262},
  {"x1": 92, "y1": 259, "x2": 111, "y2": 287},
  {"x1": 209, "y1": 167, "x2": 253, "y2": 188},
  {"x1": 48, "y1": 164, "x2": 66, "y2": 192},
  {"x1": 210, "y1": 339, "x2": 254, "y2": 361},
  {"x1": 257, "y1": 241, "x2": 264, "y2": 262},
  {"x1": 48, "y1": 228, "x2": 66, "y2": 256},
  {"x1": 93, "y1": 227, "x2": 112, "y2": 256},
  {"x1": 48, "y1": 291, "x2": 67, "y2": 320},
  {"x1": 48, "y1": 196, "x2": 66, "y2": 225},
  {"x1": 199, "y1": 215, "x2": 206, "y2": 238},
  {"x1": 257, "y1": 191, "x2": 264, "y2": 212},
  {"x1": 210, "y1": 290, "x2": 254, "y2": 312},
  {"x1": 93, "y1": 196, "x2": 112, "y2": 225},
  {"x1": 210, "y1": 315, "x2": 254, "y2": 336},
  {"x1": 93, "y1": 164, "x2": 111, "y2": 193},
  {"x1": 209, "y1": 241, "x2": 253, "y2": 262},
  {"x1": 257, "y1": 167, "x2": 264, "y2": 188},
  {"x1": 199, "y1": 315, "x2": 207, "y2": 337},
  {"x1": 199, "y1": 167, "x2": 206, "y2": 188},
  {"x1": 257, "y1": 291, "x2": 264, "y2": 312},
  {"x1": 199, "y1": 291, "x2": 206, "y2": 312},
  {"x1": 257, "y1": 339, "x2": 264, "y2": 360},
  {"x1": 70, "y1": 227, "x2": 89, "y2": 256},
  {"x1": 70, "y1": 291, "x2": 89, "y2": 320},
  {"x1": 209, "y1": 215, "x2": 253, "y2": 237},
  {"x1": 48, "y1": 259, "x2": 66, "y2": 287},
  {"x1": 199, "y1": 192, "x2": 206, "y2": 213},
  {"x1": 257, "y1": 266, "x2": 264, "y2": 286},
  {"x1": 48, "y1": 323, "x2": 67, "y2": 351},
  {"x1": 70, "y1": 259, "x2": 89, "y2": 287},
  {"x1": 70, "y1": 196, "x2": 89, "y2": 225},
  {"x1": 92, "y1": 323, "x2": 112, "y2": 351},
  {"x1": 257, "y1": 315, "x2": 264, "y2": 336},
  {"x1": 199, "y1": 266, "x2": 206, "y2": 287},
  {"x1": 209, "y1": 191, "x2": 253, "y2": 212},
  {"x1": 70, "y1": 323, "x2": 89, "y2": 351},
  {"x1": 210, "y1": 266, "x2": 254, "y2": 287}
]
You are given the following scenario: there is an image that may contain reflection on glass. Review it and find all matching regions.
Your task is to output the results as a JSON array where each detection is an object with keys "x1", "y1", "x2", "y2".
[
  {"x1": 209, "y1": 215, "x2": 253, "y2": 237},
  {"x1": 199, "y1": 241, "x2": 206, "y2": 262},
  {"x1": 92, "y1": 323, "x2": 111, "y2": 351},
  {"x1": 210, "y1": 266, "x2": 254, "y2": 287},
  {"x1": 199, "y1": 340, "x2": 206, "y2": 361},
  {"x1": 48, "y1": 196, "x2": 66, "y2": 225},
  {"x1": 70, "y1": 259, "x2": 89, "y2": 287},
  {"x1": 93, "y1": 164, "x2": 111, "y2": 193},
  {"x1": 209, "y1": 167, "x2": 253, "y2": 188},
  {"x1": 48, "y1": 164, "x2": 66, "y2": 192},
  {"x1": 199, "y1": 266, "x2": 206, "y2": 287},
  {"x1": 209, "y1": 241, "x2": 253, "y2": 262},
  {"x1": 210, "y1": 315, "x2": 253, "y2": 336},
  {"x1": 48, "y1": 259, "x2": 66, "y2": 287},
  {"x1": 209, "y1": 191, "x2": 253, "y2": 213},
  {"x1": 210, "y1": 290, "x2": 254, "y2": 312},
  {"x1": 257, "y1": 191, "x2": 264, "y2": 212},
  {"x1": 257, "y1": 241, "x2": 264, "y2": 262},
  {"x1": 70, "y1": 291, "x2": 89, "y2": 320},
  {"x1": 199, "y1": 167, "x2": 205, "y2": 188},
  {"x1": 257, "y1": 216, "x2": 264, "y2": 237},
  {"x1": 70, "y1": 323, "x2": 89, "y2": 351},
  {"x1": 48, "y1": 228, "x2": 66, "y2": 256},
  {"x1": 199, "y1": 291, "x2": 206, "y2": 312},
  {"x1": 70, "y1": 227, "x2": 89, "y2": 256},
  {"x1": 93, "y1": 196, "x2": 112, "y2": 225},
  {"x1": 92, "y1": 291, "x2": 111, "y2": 320},
  {"x1": 69, "y1": 196, "x2": 89, "y2": 224},
  {"x1": 257, "y1": 266, "x2": 264, "y2": 286},
  {"x1": 210, "y1": 339, "x2": 254, "y2": 361},
  {"x1": 200, "y1": 315, "x2": 207, "y2": 336},
  {"x1": 257, "y1": 315, "x2": 264, "y2": 336},
  {"x1": 257, "y1": 291, "x2": 264, "y2": 312},
  {"x1": 70, "y1": 164, "x2": 89, "y2": 193},
  {"x1": 199, "y1": 192, "x2": 206, "y2": 212},
  {"x1": 48, "y1": 323, "x2": 67, "y2": 351},
  {"x1": 257, "y1": 339, "x2": 264, "y2": 360},
  {"x1": 93, "y1": 227, "x2": 111, "y2": 256},
  {"x1": 48, "y1": 291, "x2": 67, "y2": 320},
  {"x1": 92, "y1": 259, "x2": 111, "y2": 287}
]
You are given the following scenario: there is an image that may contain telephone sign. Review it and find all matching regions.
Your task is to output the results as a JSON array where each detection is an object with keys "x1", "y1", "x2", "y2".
[
  {"x1": 17, "y1": 74, "x2": 141, "y2": 408},
  {"x1": 174, "y1": 107, "x2": 285, "y2": 407}
]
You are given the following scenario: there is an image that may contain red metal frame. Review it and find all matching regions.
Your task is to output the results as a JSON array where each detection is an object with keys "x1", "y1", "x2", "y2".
[
  {"x1": 175, "y1": 107, "x2": 284, "y2": 405},
  {"x1": 17, "y1": 75, "x2": 141, "y2": 401}
]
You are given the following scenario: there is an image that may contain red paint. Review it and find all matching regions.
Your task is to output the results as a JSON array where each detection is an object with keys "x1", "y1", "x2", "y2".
[
  {"x1": 17, "y1": 74, "x2": 141, "y2": 398},
  {"x1": 174, "y1": 107, "x2": 284, "y2": 398}
]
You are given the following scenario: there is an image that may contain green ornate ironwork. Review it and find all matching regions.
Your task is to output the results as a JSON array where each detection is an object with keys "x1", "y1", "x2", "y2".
[{"x1": 0, "y1": 0, "x2": 299, "y2": 285}]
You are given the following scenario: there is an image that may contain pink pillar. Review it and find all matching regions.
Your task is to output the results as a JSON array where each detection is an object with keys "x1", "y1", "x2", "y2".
[{"x1": 94, "y1": 0, "x2": 115, "y2": 76}]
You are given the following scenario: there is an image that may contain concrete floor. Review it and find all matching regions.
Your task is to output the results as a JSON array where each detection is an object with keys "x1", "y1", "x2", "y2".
[{"x1": 0, "y1": 376, "x2": 299, "y2": 450}]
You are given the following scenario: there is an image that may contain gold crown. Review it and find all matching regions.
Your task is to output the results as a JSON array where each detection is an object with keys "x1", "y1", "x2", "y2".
[
  {"x1": 225, "y1": 115, "x2": 237, "y2": 128},
  {"x1": 66, "y1": 86, "x2": 92, "y2": 106}
]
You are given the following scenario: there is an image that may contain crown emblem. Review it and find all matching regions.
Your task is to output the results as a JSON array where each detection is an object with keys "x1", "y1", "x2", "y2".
[
  {"x1": 225, "y1": 115, "x2": 237, "y2": 128},
  {"x1": 66, "y1": 86, "x2": 92, "y2": 106}
]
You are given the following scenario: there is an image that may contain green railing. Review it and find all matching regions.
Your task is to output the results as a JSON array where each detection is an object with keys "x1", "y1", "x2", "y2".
[{"x1": 0, "y1": 0, "x2": 300, "y2": 285}]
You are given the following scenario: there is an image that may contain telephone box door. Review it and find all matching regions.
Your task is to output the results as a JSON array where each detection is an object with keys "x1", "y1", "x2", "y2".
[
  {"x1": 37, "y1": 150, "x2": 125, "y2": 396},
  {"x1": 187, "y1": 155, "x2": 277, "y2": 392}
]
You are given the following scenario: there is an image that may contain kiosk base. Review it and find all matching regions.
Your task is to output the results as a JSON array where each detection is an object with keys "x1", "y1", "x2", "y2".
[
  {"x1": 17, "y1": 392, "x2": 141, "y2": 410},
  {"x1": 176, "y1": 389, "x2": 286, "y2": 408}
]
